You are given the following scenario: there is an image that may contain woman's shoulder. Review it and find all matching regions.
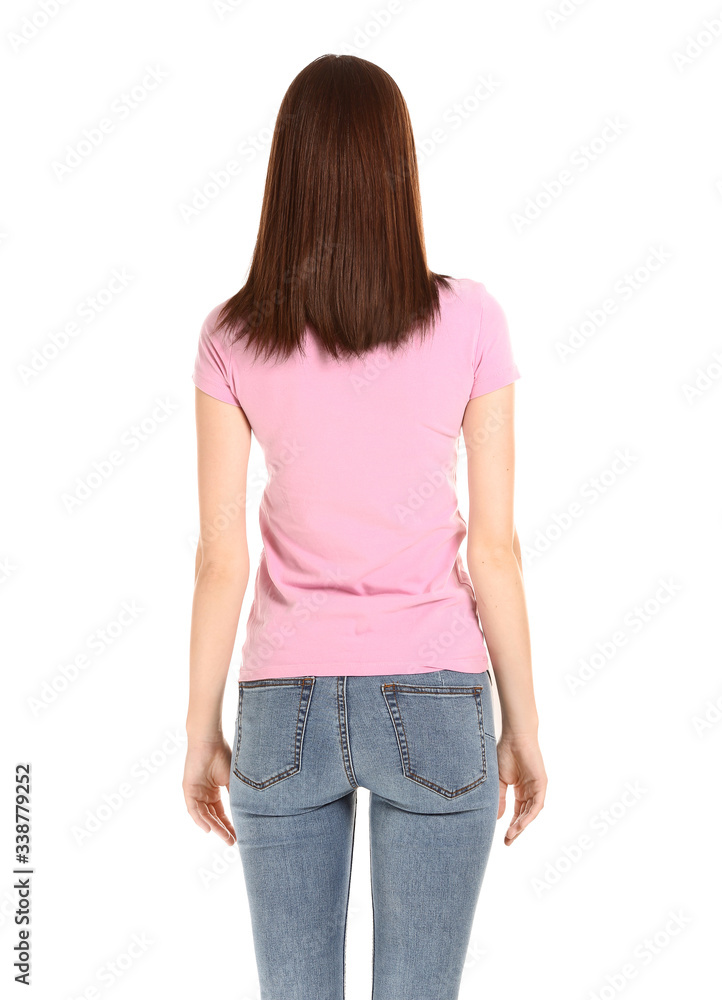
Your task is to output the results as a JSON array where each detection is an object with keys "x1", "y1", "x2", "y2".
[
  {"x1": 438, "y1": 276, "x2": 491, "y2": 321},
  {"x1": 200, "y1": 298, "x2": 233, "y2": 337},
  {"x1": 442, "y1": 275, "x2": 490, "y2": 302},
  {"x1": 448, "y1": 277, "x2": 511, "y2": 322}
]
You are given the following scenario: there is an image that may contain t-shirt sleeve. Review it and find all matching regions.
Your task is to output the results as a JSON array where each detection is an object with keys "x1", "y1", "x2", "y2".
[
  {"x1": 469, "y1": 284, "x2": 521, "y2": 399},
  {"x1": 191, "y1": 309, "x2": 242, "y2": 407}
]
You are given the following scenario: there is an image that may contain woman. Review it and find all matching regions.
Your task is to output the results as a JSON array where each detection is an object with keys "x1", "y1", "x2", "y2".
[{"x1": 183, "y1": 53, "x2": 547, "y2": 999}]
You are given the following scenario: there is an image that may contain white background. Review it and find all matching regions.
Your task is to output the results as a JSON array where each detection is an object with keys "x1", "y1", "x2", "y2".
[{"x1": 2, "y1": 0, "x2": 720, "y2": 997}]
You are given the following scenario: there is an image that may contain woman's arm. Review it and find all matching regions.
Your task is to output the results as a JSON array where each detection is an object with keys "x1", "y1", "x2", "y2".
[
  {"x1": 187, "y1": 388, "x2": 251, "y2": 739},
  {"x1": 462, "y1": 383, "x2": 535, "y2": 733},
  {"x1": 183, "y1": 387, "x2": 252, "y2": 841},
  {"x1": 512, "y1": 525, "x2": 523, "y2": 577},
  {"x1": 461, "y1": 383, "x2": 546, "y2": 844}
]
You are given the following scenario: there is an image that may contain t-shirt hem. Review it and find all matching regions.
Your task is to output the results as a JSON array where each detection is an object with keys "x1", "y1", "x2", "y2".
[
  {"x1": 469, "y1": 363, "x2": 521, "y2": 400},
  {"x1": 237, "y1": 656, "x2": 489, "y2": 682},
  {"x1": 191, "y1": 371, "x2": 240, "y2": 406}
]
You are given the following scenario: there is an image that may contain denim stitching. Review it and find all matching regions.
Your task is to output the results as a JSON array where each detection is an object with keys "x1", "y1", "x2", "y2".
[
  {"x1": 296, "y1": 678, "x2": 314, "y2": 775},
  {"x1": 233, "y1": 677, "x2": 315, "y2": 789},
  {"x1": 381, "y1": 682, "x2": 488, "y2": 798},
  {"x1": 383, "y1": 683, "x2": 486, "y2": 695},
  {"x1": 475, "y1": 688, "x2": 488, "y2": 780},
  {"x1": 480, "y1": 679, "x2": 496, "y2": 739},
  {"x1": 233, "y1": 682, "x2": 243, "y2": 771},
  {"x1": 337, "y1": 677, "x2": 359, "y2": 788}
]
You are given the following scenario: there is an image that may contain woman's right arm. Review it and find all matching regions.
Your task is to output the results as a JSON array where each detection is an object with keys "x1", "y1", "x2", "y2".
[
  {"x1": 512, "y1": 525, "x2": 523, "y2": 577},
  {"x1": 462, "y1": 382, "x2": 547, "y2": 845}
]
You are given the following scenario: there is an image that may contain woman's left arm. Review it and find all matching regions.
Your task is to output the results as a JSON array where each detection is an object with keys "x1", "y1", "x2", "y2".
[{"x1": 183, "y1": 387, "x2": 252, "y2": 842}]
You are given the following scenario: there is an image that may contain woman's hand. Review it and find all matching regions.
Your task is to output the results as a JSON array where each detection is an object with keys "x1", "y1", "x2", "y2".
[
  {"x1": 496, "y1": 732, "x2": 547, "y2": 845},
  {"x1": 182, "y1": 738, "x2": 237, "y2": 844}
]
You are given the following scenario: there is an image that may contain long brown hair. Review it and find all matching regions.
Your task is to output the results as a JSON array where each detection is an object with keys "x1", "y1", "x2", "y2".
[{"x1": 216, "y1": 54, "x2": 454, "y2": 363}]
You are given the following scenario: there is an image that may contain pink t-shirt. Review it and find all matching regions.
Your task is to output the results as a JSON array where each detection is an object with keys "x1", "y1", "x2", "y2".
[{"x1": 192, "y1": 277, "x2": 520, "y2": 682}]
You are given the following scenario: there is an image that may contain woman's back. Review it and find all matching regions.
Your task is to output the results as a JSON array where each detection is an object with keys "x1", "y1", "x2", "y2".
[{"x1": 193, "y1": 276, "x2": 520, "y2": 680}]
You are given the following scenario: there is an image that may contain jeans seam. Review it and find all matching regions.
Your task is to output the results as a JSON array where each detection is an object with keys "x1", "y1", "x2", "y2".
[
  {"x1": 233, "y1": 677, "x2": 314, "y2": 788},
  {"x1": 476, "y1": 688, "x2": 488, "y2": 780},
  {"x1": 382, "y1": 683, "x2": 488, "y2": 798},
  {"x1": 337, "y1": 677, "x2": 359, "y2": 788}
]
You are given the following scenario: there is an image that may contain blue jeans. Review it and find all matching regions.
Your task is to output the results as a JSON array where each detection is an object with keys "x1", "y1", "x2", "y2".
[{"x1": 229, "y1": 668, "x2": 499, "y2": 1000}]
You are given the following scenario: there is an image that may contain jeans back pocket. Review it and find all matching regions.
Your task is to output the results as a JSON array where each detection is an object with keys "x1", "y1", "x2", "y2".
[
  {"x1": 233, "y1": 677, "x2": 315, "y2": 789},
  {"x1": 382, "y1": 682, "x2": 487, "y2": 798}
]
